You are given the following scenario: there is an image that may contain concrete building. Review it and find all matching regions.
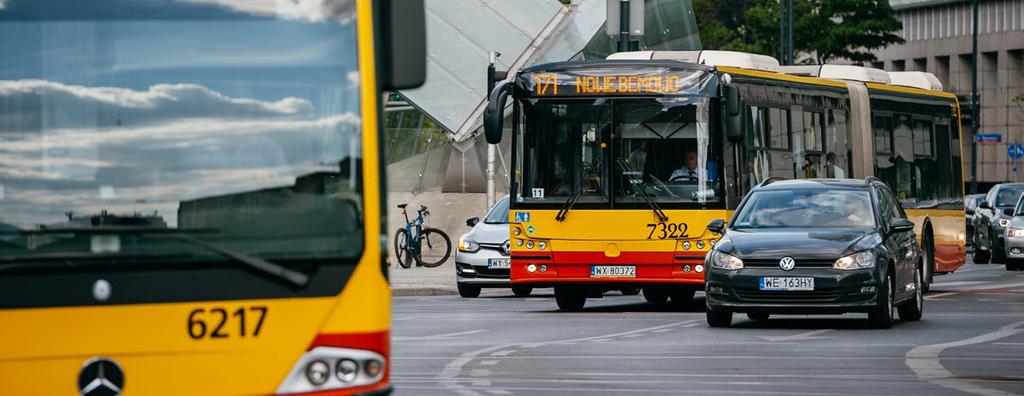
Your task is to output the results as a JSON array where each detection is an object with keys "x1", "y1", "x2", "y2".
[{"x1": 872, "y1": 0, "x2": 1024, "y2": 187}]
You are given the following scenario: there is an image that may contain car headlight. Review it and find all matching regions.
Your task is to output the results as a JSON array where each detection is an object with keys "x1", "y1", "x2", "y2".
[
  {"x1": 709, "y1": 250, "x2": 743, "y2": 270},
  {"x1": 458, "y1": 237, "x2": 480, "y2": 253},
  {"x1": 833, "y1": 250, "x2": 876, "y2": 270},
  {"x1": 1008, "y1": 227, "x2": 1024, "y2": 238},
  {"x1": 999, "y1": 218, "x2": 1011, "y2": 227}
]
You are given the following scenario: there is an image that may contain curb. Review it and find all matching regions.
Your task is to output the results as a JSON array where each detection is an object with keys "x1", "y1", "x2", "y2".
[{"x1": 391, "y1": 286, "x2": 459, "y2": 297}]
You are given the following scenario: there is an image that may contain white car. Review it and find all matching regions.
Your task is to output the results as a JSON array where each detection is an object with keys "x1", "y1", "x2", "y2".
[{"x1": 455, "y1": 196, "x2": 535, "y2": 298}]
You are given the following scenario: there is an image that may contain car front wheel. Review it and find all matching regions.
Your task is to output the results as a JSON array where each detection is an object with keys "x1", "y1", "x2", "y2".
[
  {"x1": 458, "y1": 283, "x2": 481, "y2": 298},
  {"x1": 897, "y1": 266, "x2": 924, "y2": 321},
  {"x1": 869, "y1": 272, "x2": 896, "y2": 329},
  {"x1": 707, "y1": 310, "x2": 732, "y2": 327}
]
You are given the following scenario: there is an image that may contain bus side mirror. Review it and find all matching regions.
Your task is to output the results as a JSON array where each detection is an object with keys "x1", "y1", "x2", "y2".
[
  {"x1": 377, "y1": 0, "x2": 426, "y2": 90},
  {"x1": 723, "y1": 85, "x2": 743, "y2": 144},
  {"x1": 707, "y1": 219, "x2": 725, "y2": 235},
  {"x1": 484, "y1": 81, "x2": 512, "y2": 145}
]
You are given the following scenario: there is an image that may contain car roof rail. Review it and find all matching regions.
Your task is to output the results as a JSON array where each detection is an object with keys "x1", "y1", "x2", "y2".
[
  {"x1": 865, "y1": 176, "x2": 882, "y2": 185},
  {"x1": 758, "y1": 177, "x2": 786, "y2": 187}
]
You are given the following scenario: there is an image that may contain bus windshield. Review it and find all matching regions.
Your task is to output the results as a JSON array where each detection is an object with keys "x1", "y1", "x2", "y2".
[
  {"x1": 516, "y1": 97, "x2": 718, "y2": 206},
  {"x1": 0, "y1": 1, "x2": 363, "y2": 264}
]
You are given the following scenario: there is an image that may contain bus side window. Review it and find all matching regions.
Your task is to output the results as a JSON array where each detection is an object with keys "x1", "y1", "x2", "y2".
[
  {"x1": 825, "y1": 110, "x2": 850, "y2": 179},
  {"x1": 912, "y1": 119, "x2": 936, "y2": 207},
  {"x1": 873, "y1": 113, "x2": 897, "y2": 191}
]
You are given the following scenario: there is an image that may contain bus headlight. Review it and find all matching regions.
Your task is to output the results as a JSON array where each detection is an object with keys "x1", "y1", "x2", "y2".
[
  {"x1": 276, "y1": 347, "x2": 386, "y2": 394},
  {"x1": 709, "y1": 250, "x2": 743, "y2": 270},
  {"x1": 833, "y1": 251, "x2": 876, "y2": 270}
]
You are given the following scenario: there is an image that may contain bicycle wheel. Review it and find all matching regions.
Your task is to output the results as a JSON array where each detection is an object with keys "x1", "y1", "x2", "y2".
[
  {"x1": 393, "y1": 229, "x2": 413, "y2": 269},
  {"x1": 415, "y1": 228, "x2": 451, "y2": 267}
]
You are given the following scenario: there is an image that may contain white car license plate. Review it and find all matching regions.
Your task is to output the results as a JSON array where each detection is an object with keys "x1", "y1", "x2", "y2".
[
  {"x1": 759, "y1": 277, "x2": 814, "y2": 291},
  {"x1": 487, "y1": 258, "x2": 511, "y2": 269},
  {"x1": 590, "y1": 265, "x2": 636, "y2": 278}
]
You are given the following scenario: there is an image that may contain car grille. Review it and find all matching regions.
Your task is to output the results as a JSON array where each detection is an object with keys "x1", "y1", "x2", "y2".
[
  {"x1": 733, "y1": 288, "x2": 843, "y2": 303},
  {"x1": 474, "y1": 267, "x2": 510, "y2": 278},
  {"x1": 743, "y1": 259, "x2": 834, "y2": 268}
]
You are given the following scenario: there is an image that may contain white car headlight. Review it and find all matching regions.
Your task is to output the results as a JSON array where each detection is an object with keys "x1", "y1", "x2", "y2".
[
  {"x1": 999, "y1": 218, "x2": 1011, "y2": 227},
  {"x1": 833, "y1": 250, "x2": 876, "y2": 270},
  {"x1": 709, "y1": 250, "x2": 743, "y2": 270},
  {"x1": 458, "y1": 237, "x2": 480, "y2": 253},
  {"x1": 1008, "y1": 227, "x2": 1024, "y2": 238}
]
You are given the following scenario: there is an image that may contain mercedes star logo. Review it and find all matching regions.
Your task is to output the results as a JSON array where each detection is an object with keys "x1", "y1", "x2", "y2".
[
  {"x1": 78, "y1": 357, "x2": 124, "y2": 396},
  {"x1": 779, "y1": 257, "x2": 796, "y2": 271},
  {"x1": 502, "y1": 240, "x2": 511, "y2": 256}
]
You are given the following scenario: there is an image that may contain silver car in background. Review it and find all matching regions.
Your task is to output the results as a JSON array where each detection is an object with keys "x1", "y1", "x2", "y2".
[
  {"x1": 455, "y1": 196, "x2": 535, "y2": 298},
  {"x1": 1002, "y1": 195, "x2": 1024, "y2": 271}
]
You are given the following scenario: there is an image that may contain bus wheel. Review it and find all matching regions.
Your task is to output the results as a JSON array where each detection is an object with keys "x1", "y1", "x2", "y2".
[
  {"x1": 511, "y1": 286, "x2": 533, "y2": 297},
  {"x1": 554, "y1": 286, "x2": 586, "y2": 311},
  {"x1": 642, "y1": 288, "x2": 668, "y2": 303},
  {"x1": 922, "y1": 231, "x2": 934, "y2": 293}
]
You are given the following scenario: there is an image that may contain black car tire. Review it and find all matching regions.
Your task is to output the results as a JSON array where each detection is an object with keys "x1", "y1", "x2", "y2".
[
  {"x1": 1007, "y1": 259, "x2": 1021, "y2": 271},
  {"x1": 458, "y1": 283, "x2": 481, "y2": 298},
  {"x1": 869, "y1": 272, "x2": 896, "y2": 329},
  {"x1": 898, "y1": 266, "x2": 924, "y2": 321},
  {"x1": 621, "y1": 288, "x2": 641, "y2": 296},
  {"x1": 747, "y1": 313, "x2": 770, "y2": 321},
  {"x1": 974, "y1": 247, "x2": 991, "y2": 264},
  {"x1": 669, "y1": 289, "x2": 696, "y2": 306},
  {"x1": 707, "y1": 310, "x2": 732, "y2": 328},
  {"x1": 642, "y1": 288, "x2": 669, "y2": 303},
  {"x1": 554, "y1": 286, "x2": 587, "y2": 311},
  {"x1": 511, "y1": 286, "x2": 533, "y2": 297}
]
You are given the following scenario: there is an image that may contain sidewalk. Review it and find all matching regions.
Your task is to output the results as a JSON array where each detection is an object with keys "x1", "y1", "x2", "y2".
[{"x1": 389, "y1": 259, "x2": 459, "y2": 296}]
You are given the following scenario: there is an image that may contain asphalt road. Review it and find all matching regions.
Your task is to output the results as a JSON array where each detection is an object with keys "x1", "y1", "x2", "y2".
[{"x1": 392, "y1": 259, "x2": 1024, "y2": 395}]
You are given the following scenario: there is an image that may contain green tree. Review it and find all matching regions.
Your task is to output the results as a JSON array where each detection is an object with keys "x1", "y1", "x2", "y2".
[{"x1": 695, "y1": 0, "x2": 904, "y2": 65}]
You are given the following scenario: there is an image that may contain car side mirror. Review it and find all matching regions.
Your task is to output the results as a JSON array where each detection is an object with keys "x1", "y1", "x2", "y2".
[
  {"x1": 466, "y1": 217, "x2": 480, "y2": 227},
  {"x1": 965, "y1": 208, "x2": 974, "y2": 215},
  {"x1": 377, "y1": 0, "x2": 426, "y2": 90},
  {"x1": 723, "y1": 85, "x2": 743, "y2": 144},
  {"x1": 1004, "y1": 208, "x2": 1015, "y2": 216},
  {"x1": 707, "y1": 218, "x2": 725, "y2": 235},
  {"x1": 484, "y1": 81, "x2": 512, "y2": 144},
  {"x1": 979, "y1": 201, "x2": 991, "y2": 209},
  {"x1": 889, "y1": 218, "x2": 915, "y2": 233}
]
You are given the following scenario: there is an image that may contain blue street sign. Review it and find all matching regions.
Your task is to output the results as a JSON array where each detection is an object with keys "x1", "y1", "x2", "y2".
[
  {"x1": 976, "y1": 133, "x2": 1002, "y2": 143},
  {"x1": 1009, "y1": 144, "x2": 1024, "y2": 161}
]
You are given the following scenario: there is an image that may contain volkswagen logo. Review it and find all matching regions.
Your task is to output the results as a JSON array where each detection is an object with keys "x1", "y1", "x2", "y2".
[
  {"x1": 779, "y1": 257, "x2": 796, "y2": 271},
  {"x1": 78, "y1": 357, "x2": 124, "y2": 396},
  {"x1": 502, "y1": 240, "x2": 511, "y2": 256}
]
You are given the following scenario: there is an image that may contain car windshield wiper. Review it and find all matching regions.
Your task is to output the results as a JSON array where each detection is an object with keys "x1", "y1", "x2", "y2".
[
  {"x1": 616, "y1": 158, "x2": 669, "y2": 223},
  {"x1": 555, "y1": 187, "x2": 584, "y2": 222},
  {"x1": 0, "y1": 227, "x2": 309, "y2": 288}
]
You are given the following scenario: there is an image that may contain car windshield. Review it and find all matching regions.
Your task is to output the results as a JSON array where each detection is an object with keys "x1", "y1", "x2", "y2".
[
  {"x1": 732, "y1": 189, "x2": 875, "y2": 228},
  {"x1": 484, "y1": 197, "x2": 510, "y2": 224},
  {"x1": 995, "y1": 187, "x2": 1024, "y2": 207}
]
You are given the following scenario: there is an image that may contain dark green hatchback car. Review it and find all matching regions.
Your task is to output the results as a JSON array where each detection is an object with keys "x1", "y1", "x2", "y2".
[{"x1": 704, "y1": 178, "x2": 924, "y2": 329}]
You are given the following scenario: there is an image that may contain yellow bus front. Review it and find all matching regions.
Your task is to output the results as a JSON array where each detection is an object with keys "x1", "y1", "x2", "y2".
[
  {"x1": 0, "y1": 0, "x2": 415, "y2": 394},
  {"x1": 499, "y1": 64, "x2": 733, "y2": 308}
]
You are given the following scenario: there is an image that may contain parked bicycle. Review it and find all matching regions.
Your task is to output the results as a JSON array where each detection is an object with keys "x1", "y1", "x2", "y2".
[{"x1": 394, "y1": 204, "x2": 452, "y2": 268}]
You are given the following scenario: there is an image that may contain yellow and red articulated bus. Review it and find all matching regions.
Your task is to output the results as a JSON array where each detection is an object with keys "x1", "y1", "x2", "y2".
[
  {"x1": 483, "y1": 52, "x2": 965, "y2": 311},
  {"x1": 0, "y1": 0, "x2": 424, "y2": 394}
]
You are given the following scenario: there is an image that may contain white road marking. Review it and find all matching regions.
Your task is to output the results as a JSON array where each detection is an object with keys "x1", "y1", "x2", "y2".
[
  {"x1": 490, "y1": 350, "x2": 514, "y2": 357},
  {"x1": 758, "y1": 329, "x2": 834, "y2": 342},
  {"x1": 471, "y1": 369, "x2": 490, "y2": 377},
  {"x1": 925, "y1": 291, "x2": 959, "y2": 299},
  {"x1": 992, "y1": 342, "x2": 1024, "y2": 346},
  {"x1": 393, "y1": 329, "x2": 489, "y2": 341},
  {"x1": 931, "y1": 281, "x2": 987, "y2": 287},
  {"x1": 652, "y1": 328, "x2": 674, "y2": 333},
  {"x1": 905, "y1": 320, "x2": 1024, "y2": 396},
  {"x1": 479, "y1": 360, "x2": 500, "y2": 366},
  {"x1": 486, "y1": 390, "x2": 512, "y2": 395}
]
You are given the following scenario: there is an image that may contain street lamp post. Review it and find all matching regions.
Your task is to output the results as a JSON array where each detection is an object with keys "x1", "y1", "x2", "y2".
[{"x1": 970, "y1": 0, "x2": 979, "y2": 194}]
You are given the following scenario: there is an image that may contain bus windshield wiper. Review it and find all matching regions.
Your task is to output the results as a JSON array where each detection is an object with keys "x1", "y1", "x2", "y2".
[
  {"x1": 0, "y1": 227, "x2": 309, "y2": 288},
  {"x1": 616, "y1": 158, "x2": 669, "y2": 223},
  {"x1": 555, "y1": 187, "x2": 585, "y2": 222}
]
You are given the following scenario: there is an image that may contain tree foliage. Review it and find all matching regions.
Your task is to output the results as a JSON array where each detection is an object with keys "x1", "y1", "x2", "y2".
[{"x1": 694, "y1": 0, "x2": 904, "y2": 64}]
